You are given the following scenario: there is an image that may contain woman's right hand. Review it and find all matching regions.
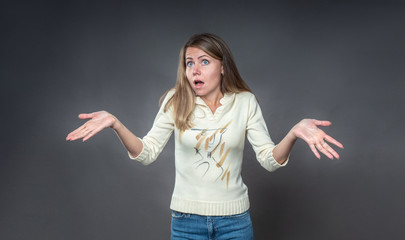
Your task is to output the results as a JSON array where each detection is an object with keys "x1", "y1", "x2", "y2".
[{"x1": 66, "y1": 111, "x2": 117, "y2": 142}]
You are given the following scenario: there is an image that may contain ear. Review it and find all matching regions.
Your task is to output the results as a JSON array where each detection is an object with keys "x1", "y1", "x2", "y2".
[{"x1": 221, "y1": 65, "x2": 224, "y2": 75}]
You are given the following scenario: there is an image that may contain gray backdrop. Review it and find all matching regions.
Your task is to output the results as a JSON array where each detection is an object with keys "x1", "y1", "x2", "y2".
[{"x1": 1, "y1": 0, "x2": 404, "y2": 239}]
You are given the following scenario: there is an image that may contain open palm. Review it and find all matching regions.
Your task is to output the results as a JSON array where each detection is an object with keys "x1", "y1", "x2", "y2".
[
  {"x1": 291, "y1": 119, "x2": 343, "y2": 159},
  {"x1": 66, "y1": 111, "x2": 116, "y2": 142}
]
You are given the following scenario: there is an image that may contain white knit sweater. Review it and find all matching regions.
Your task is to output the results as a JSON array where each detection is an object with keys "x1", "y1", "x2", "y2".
[{"x1": 129, "y1": 89, "x2": 288, "y2": 216}]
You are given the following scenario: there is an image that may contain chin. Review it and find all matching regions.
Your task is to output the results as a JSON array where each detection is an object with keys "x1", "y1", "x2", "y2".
[{"x1": 193, "y1": 89, "x2": 205, "y2": 96}]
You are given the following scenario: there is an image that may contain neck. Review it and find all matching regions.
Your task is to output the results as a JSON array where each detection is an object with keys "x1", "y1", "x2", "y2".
[
  {"x1": 200, "y1": 92, "x2": 224, "y2": 114},
  {"x1": 201, "y1": 90, "x2": 224, "y2": 104}
]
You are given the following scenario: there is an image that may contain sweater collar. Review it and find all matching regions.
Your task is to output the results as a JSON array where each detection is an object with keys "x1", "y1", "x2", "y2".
[{"x1": 195, "y1": 92, "x2": 235, "y2": 107}]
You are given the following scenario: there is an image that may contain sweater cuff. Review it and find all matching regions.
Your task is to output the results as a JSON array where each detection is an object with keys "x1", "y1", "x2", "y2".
[
  {"x1": 127, "y1": 138, "x2": 149, "y2": 164},
  {"x1": 270, "y1": 148, "x2": 289, "y2": 168},
  {"x1": 274, "y1": 156, "x2": 289, "y2": 167}
]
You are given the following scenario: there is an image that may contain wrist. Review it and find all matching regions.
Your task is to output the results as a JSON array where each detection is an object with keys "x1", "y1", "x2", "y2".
[
  {"x1": 287, "y1": 129, "x2": 298, "y2": 142},
  {"x1": 111, "y1": 116, "x2": 121, "y2": 131}
]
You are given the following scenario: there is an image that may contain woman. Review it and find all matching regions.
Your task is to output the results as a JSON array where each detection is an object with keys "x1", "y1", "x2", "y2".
[{"x1": 66, "y1": 33, "x2": 343, "y2": 239}]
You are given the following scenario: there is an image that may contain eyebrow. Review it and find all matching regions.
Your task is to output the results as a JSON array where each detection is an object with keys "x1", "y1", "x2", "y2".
[{"x1": 185, "y1": 55, "x2": 210, "y2": 60}]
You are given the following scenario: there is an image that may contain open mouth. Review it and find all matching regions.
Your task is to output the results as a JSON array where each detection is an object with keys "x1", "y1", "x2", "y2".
[{"x1": 194, "y1": 80, "x2": 204, "y2": 87}]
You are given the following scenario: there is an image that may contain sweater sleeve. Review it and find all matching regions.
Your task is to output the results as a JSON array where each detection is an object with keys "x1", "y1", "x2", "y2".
[
  {"x1": 246, "y1": 94, "x2": 288, "y2": 172},
  {"x1": 128, "y1": 89, "x2": 175, "y2": 165}
]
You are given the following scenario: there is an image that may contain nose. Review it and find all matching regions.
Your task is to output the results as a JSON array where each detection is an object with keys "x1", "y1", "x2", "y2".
[{"x1": 192, "y1": 65, "x2": 200, "y2": 75}]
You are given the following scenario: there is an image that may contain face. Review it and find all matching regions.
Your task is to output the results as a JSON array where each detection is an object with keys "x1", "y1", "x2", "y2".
[{"x1": 185, "y1": 47, "x2": 224, "y2": 100}]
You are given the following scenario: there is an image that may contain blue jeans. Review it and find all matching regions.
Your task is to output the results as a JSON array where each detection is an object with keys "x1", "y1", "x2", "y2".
[{"x1": 171, "y1": 210, "x2": 254, "y2": 240}]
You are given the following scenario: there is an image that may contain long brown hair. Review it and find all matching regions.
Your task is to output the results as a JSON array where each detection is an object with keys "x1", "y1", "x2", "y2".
[{"x1": 162, "y1": 33, "x2": 252, "y2": 132}]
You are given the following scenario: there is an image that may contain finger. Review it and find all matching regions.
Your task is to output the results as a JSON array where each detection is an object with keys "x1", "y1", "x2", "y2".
[
  {"x1": 74, "y1": 128, "x2": 92, "y2": 141},
  {"x1": 82, "y1": 129, "x2": 98, "y2": 141},
  {"x1": 82, "y1": 124, "x2": 105, "y2": 141},
  {"x1": 66, "y1": 133, "x2": 76, "y2": 141},
  {"x1": 66, "y1": 125, "x2": 88, "y2": 140},
  {"x1": 67, "y1": 130, "x2": 87, "y2": 141},
  {"x1": 68, "y1": 125, "x2": 94, "y2": 141},
  {"x1": 78, "y1": 113, "x2": 94, "y2": 120},
  {"x1": 82, "y1": 130, "x2": 94, "y2": 142},
  {"x1": 316, "y1": 143, "x2": 334, "y2": 159},
  {"x1": 324, "y1": 135, "x2": 344, "y2": 149},
  {"x1": 321, "y1": 142, "x2": 340, "y2": 159},
  {"x1": 314, "y1": 120, "x2": 331, "y2": 127},
  {"x1": 66, "y1": 128, "x2": 83, "y2": 140},
  {"x1": 309, "y1": 144, "x2": 321, "y2": 159}
]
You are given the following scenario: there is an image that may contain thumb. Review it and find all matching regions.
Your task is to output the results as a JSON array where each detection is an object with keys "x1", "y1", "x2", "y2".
[
  {"x1": 314, "y1": 120, "x2": 331, "y2": 126},
  {"x1": 78, "y1": 113, "x2": 94, "y2": 119}
]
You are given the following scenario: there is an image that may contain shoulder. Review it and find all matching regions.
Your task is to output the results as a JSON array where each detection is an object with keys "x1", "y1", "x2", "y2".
[
  {"x1": 233, "y1": 91, "x2": 262, "y2": 117},
  {"x1": 159, "y1": 88, "x2": 176, "y2": 108},
  {"x1": 234, "y1": 91, "x2": 257, "y2": 103},
  {"x1": 165, "y1": 88, "x2": 176, "y2": 100},
  {"x1": 235, "y1": 91, "x2": 255, "y2": 98}
]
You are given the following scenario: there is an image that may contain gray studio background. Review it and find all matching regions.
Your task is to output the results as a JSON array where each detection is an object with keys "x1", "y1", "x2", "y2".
[{"x1": 1, "y1": 0, "x2": 404, "y2": 239}]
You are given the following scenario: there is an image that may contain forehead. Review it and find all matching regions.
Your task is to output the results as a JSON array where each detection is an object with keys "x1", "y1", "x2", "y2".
[{"x1": 185, "y1": 47, "x2": 210, "y2": 58}]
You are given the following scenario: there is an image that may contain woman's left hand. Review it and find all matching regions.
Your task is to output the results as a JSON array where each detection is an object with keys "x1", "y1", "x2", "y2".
[{"x1": 291, "y1": 119, "x2": 344, "y2": 159}]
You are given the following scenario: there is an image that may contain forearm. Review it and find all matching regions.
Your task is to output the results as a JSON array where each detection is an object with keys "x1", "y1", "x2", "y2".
[
  {"x1": 112, "y1": 118, "x2": 143, "y2": 158},
  {"x1": 273, "y1": 130, "x2": 297, "y2": 165}
]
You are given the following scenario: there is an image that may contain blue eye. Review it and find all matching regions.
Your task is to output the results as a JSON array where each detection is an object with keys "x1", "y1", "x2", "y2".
[
  {"x1": 186, "y1": 61, "x2": 194, "y2": 67},
  {"x1": 202, "y1": 59, "x2": 209, "y2": 65}
]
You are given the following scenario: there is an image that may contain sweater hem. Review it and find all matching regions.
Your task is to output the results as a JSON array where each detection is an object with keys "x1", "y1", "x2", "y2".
[{"x1": 170, "y1": 195, "x2": 250, "y2": 216}]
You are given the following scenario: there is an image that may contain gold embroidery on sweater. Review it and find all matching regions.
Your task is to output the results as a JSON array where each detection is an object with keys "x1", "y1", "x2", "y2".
[{"x1": 191, "y1": 120, "x2": 232, "y2": 189}]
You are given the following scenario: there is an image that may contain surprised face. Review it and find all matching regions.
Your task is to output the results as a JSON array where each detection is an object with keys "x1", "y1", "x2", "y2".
[{"x1": 185, "y1": 47, "x2": 224, "y2": 100}]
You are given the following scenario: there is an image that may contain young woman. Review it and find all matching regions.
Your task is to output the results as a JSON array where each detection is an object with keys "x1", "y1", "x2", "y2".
[{"x1": 66, "y1": 33, "x2": 343, "y2": 239}]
